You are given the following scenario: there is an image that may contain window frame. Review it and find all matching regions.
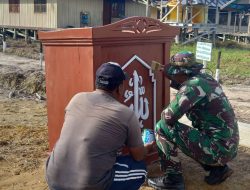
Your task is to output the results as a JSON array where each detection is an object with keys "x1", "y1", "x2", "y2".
[
  {"x1": 9, "y1": 0, "x2": 20, "y2": 13},
  {"x1": 34, "y1": 0, "x2": 47, "y2": 13},
  {"x1": 219, "y1": 11, "x2": 228, "y2": 26}
]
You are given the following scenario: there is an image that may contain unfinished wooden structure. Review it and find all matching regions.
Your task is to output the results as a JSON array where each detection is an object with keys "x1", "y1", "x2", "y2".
[{"x1": 156, "y1": 0, "x2": 250, "y2": 44}]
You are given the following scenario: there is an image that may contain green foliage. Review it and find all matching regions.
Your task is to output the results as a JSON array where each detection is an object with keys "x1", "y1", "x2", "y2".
[{"x1": 170, "y1": 42, "x2": 250, "y2": 79}]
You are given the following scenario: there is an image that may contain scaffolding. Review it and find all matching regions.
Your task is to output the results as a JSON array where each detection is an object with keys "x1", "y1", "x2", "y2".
[{"x1": 151, "y1": 0, "x2": 250, "y2": 44}]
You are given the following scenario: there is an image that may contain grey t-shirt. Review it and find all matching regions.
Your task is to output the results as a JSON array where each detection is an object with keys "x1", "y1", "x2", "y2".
[{"x1": 46, "y1": 90, "x2": 143, "y2": 190}]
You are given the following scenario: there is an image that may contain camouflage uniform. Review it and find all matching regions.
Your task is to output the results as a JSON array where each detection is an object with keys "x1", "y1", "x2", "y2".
[{"x1": 156, "y1": 59, "x2": 239, "y2": 175}]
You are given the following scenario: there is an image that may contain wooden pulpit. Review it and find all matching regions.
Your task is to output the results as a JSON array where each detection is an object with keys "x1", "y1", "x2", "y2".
[{"x1": 38, "y1": 16, "x2": 179, "y2": 164}]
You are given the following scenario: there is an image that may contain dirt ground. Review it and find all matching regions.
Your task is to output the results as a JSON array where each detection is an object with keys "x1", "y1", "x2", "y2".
[{"x1": 0, "y1": 51, "x2": 250, "y2": 190}]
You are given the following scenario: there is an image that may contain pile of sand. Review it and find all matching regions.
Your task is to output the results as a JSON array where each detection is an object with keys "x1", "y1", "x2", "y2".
[{"x1": 0, "y1": 65, "x2": 45, "y2": 97}]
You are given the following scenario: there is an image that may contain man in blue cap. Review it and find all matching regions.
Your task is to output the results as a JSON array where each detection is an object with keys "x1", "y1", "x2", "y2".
[
  {"x1": 46, "y1": 62, "x2": 155, "y2": 190},
  {"x1": 148, "y1": 51, "x2": 239, "y2": 190}
]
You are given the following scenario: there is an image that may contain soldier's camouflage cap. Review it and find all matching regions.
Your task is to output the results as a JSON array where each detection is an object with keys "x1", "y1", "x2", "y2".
[{"x1": 166, "y1": 51, "x2": 203, "y2": 76}]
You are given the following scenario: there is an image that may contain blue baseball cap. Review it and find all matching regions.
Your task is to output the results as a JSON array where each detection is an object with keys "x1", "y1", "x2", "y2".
[{"x1": 96, "y1": 62, "x2": 127, "y2": 91}]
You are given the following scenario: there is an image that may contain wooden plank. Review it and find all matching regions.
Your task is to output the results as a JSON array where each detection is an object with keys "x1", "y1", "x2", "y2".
[
  {"x1": 0, "y1": 2, "x2": 3, "y2": 25},
  {"x1": 3, "y1": 0, "x2": 10, "y2": 25}
]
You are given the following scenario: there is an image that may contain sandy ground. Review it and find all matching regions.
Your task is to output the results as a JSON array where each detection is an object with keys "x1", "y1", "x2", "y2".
[{"x1": 0, "y1": 52, "x2": 250, "y2": 190}]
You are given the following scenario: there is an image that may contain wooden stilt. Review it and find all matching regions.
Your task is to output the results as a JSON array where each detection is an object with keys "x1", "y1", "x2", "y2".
[{"x1": 13, "y1": 29, "x2": 17, "y2": 39}]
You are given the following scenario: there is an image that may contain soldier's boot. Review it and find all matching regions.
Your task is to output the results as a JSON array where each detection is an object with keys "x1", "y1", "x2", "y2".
[
  {"x1": 204, "y1": 164, "x2": 233, "y2": 185},
  {"x1": 147, "y1": 173, "x2": 185, "y2": 190},
  {"x1": 200, "y1": 164, "x2": 213, "y2": 172}
]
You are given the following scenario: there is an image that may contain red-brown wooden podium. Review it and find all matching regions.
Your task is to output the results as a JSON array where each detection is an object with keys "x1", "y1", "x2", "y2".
[{"x1": 38, "y1": 16, "x2": 179, "y2": 164}]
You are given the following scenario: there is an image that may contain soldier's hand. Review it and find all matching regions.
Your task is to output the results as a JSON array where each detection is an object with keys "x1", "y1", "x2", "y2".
[{"x1": 144, "y1": 141, "x2": 157, "y2": 154}]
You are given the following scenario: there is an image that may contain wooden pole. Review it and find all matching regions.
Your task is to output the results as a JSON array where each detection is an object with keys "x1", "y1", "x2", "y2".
[
  {"x1": 146, "y1": 0, "x2": 150, "y2": 17},
  {"x1": 2, "y1": 29, "x2": 6, "y2": 53},
  {"x1": 212, "y1": 30, "x2": 216, "y2": 46},
  {"x1": 234, "y1": 13, "x2": 237, "y2": 33},
  {"x1": 177, "y1": 0, "x2": 180, "y2": 22},
  {"x1": 13, "y1": 28, "x2": 17, "y2": 39},
  {"x1": 39, "y1": 42, "x2": 43, "y2": 70},
  {"x1": 248, "y1": 15, "x2": 250, "y2": 34},
  {"x1": 215, "y1": 51, "x2": 221, "y2": 82},
  {"x1": 215, "y1": 0, "x2": 219, "y2": 25},
  {"x1": 239, "y1": 13, "x2": 243, "y2": 33},
  {"x1": 160, "y1": 0, "x2": 163, "y2": 19},
  {"x1": 34, "y1": 30, "x2": 37, "y2": 41},
  {"x1": 25, "y1": 29, "x2": 28, "y2": 42},
  {"x1": 202, "y1": 60, "x2": 207, "y2": 73},
  {"x1": 185, "y1": 0, "x2": 188, "y2": 23},
  {"x1": 183, "y1": 0, "x2": 189, "y2": 43},
  {"x1": 227, "y1": 11, "x2": 232, "y2": 32},
  {"x1": 237, "y1": 13, "x2": 240, "y2": 32}
]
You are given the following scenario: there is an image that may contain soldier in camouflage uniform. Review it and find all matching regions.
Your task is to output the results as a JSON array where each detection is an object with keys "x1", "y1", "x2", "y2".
[{"x1": 148, "y1": 51, "x2": 239, "y2": 190}]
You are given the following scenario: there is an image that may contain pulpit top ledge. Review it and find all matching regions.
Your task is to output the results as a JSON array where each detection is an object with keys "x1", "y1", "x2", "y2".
[{"x1": 38, "y1": 16, "x2": 179, "y2": 43}]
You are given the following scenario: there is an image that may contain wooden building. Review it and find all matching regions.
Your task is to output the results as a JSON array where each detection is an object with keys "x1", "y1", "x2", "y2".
[
  {"x1": 0, "y1": 0, "x2": 158, "y2": 30},
  {"x1": 1, "y1": 0, "x2": 249, "y2": 44},
  {"x1": 215, "y1": 0, "x2": 250, "y2": 34}
]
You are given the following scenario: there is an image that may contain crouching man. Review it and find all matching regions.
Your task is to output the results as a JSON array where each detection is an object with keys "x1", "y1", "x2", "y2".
[
  {"x1": 46, "y1": 62, "x2": 155, "y2": 190},
  {"x1": 148, "y1": 51, "x2": 239, "y2": 190}
]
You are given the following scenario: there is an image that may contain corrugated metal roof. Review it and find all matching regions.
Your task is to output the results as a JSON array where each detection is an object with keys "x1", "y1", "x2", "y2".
[
  {"x1": 191, "y1": 0, "x2": 239, "y2": 8},
  {"x1": 152, "y1": 0, "x2": 229, "y2": 7},
  {"x1": 190, "y1": 0, "x2": 250, "y2": 11}
]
